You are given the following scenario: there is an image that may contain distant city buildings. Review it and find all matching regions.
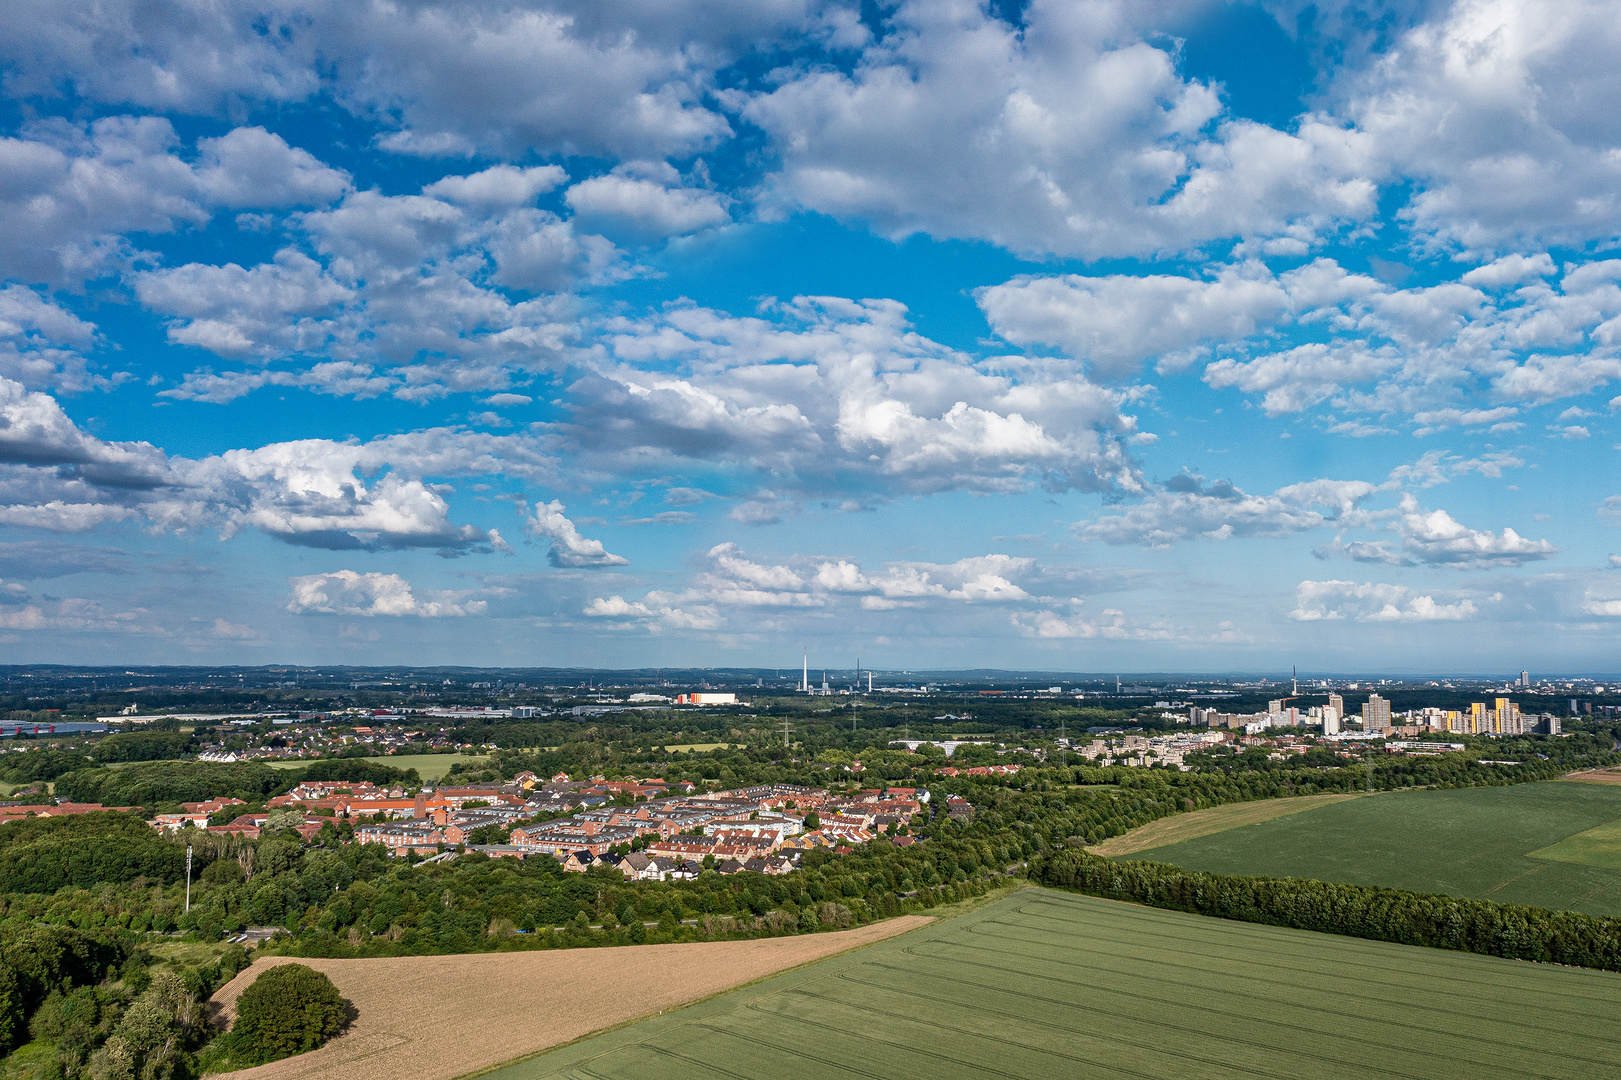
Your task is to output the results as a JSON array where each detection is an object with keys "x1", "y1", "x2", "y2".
[
  {"x1": 1361, "y1": 693, "x2": 1392, "y2": 732},
  {"x1": 1185, "y1": 691, "x2": 1563, "y2": 742}
]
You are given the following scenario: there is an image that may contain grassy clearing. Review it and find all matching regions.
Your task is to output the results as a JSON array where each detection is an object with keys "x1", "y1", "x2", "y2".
[
  {"x1": 1125, "y1": 780, "x2": 1621, "y2": 916},
  {"x1": 483, "y1": 888, "x2": 1621, "y2": 1080},
  {"x1": 386, "y1": 753, "x2": 489, "y2": 780},
  {"x1": 260, "y1": 753, "x2": 489, "y2": 781},
  {"x1": 146, "y1": 939, "x2": 237, "y2": 967},
  {"x1": 1089, "y1": 793, "x2": 1367, "y2": 856},
  {"x1": 0, "y1": 1040, "x2": 59, "y2": 1080},
  {"x1": 661, "y1": 743, "x2": 736, "y2": 753}
]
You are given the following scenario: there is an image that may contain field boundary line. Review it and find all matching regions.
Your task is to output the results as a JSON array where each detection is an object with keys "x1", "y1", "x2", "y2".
[
  {"x1": 1481, "y1": 862, "x2": 1551, "y2": 896},
  {"x1": 451, "y1": 914, "x2": 939, "y2": 1080},
  {"x1": 446, "y1": 890, "x2": 1621, "y2": 1080}
]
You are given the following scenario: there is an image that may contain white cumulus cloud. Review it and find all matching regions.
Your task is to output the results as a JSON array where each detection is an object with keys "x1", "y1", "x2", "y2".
[
  {"x1": 287, "y1": 570, "x2": 486, "y2": 616},
  {"x1": 522, "y1": 500, "x2": 628, "y2": 567},
  {"x1": 1289, "y1": 580, "x2": 1479, "y2": 622},
  {"x1": 565, "y1": 164, "x2": 730, "y2": 241}
]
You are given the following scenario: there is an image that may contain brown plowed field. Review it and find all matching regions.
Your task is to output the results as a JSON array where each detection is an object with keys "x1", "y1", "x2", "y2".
[{"x1": 207, "y1": 917, "x2": 932, "y2": 1080}]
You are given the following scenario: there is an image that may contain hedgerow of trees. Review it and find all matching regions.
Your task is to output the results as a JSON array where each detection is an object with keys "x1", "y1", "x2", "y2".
[{"x1": 1030, "y1": 848, "x2": 1621, "y2": 971}]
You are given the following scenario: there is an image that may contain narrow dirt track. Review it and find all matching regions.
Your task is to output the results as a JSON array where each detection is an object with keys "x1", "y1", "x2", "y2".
[
  {"x1": 207, "y1": 917, "x2": 932, "y2": 1080},
  {"x1": 1564, "y1": 768, "x2": 1621, "y2": 785}
]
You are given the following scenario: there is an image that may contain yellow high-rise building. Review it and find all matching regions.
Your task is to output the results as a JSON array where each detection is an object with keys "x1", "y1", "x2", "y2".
[{"x1": 1495, "y1": 697, "x2": 1520, "y2": 735}]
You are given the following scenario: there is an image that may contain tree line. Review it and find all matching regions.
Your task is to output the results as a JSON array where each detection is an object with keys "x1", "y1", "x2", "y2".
[{"x1": 1030, "y1": 849, "x2": 1621, "y2": 972}]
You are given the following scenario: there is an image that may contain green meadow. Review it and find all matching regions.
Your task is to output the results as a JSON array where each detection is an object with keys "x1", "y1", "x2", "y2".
[
  {"x1": 263, "y1": 753, "x2": 487, "y2": 781},
  {"x1": 1124, "y1": 780, "x2": 1621, "y2": 916},
  {"x1": 484, "y1": 888, "x2": 1621, "y2": 1080}
]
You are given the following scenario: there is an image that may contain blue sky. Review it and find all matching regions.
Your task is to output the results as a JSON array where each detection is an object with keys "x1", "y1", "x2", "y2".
[{"x1": 1, "y1": 0, "x2": 1619, "y2": 672}]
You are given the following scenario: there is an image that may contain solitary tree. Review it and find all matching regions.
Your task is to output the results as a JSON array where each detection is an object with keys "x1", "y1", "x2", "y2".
[{"x1": 229, "y1": 964, "x2": 347, "y2": 1065}]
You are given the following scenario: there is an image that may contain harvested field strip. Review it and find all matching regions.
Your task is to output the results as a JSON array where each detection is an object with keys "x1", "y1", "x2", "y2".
[
  {"x1": 1087, "y1": 792, "x2": 1366, "y2": 855},
  {"x1": 487, "y1": 889, "x2": 1621, "y2": 1080},
  {"x1": 207, "y1": 916, "x2": 930, "y2": 1080},
  {"x1": 1565, "y1": 768, "x2": 1621, "y2": 785}
]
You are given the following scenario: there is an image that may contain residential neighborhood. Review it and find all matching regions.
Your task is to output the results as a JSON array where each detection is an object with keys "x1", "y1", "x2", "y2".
[{"x1": 148, "y1": 774, "x2": 928, "y2": 880}]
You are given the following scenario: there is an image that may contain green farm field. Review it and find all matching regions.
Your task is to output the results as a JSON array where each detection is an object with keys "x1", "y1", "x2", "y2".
[
  {"x1": 263, "y1": 753, "x2": 487, "y2": 781},
  {"x1": 481, "y1": 888, "x2": 1621, "y2": 1080},
  {"x1": 1125, "y1": 780, "x2": 1621, "y2": 916}
]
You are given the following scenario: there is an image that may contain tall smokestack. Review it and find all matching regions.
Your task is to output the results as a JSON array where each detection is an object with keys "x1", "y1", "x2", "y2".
[{"x1": 802, "y1": 648, "x2": 808, "y2": 693}]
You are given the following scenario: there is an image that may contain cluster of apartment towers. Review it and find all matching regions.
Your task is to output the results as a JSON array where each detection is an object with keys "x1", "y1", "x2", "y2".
[{"x1": 1193, "y1": 673, "x2": 1549, "y2": 738}]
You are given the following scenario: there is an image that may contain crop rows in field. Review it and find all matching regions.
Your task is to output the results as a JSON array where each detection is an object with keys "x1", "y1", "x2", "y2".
[{"x1": 495, "y1": 889, "x2": 1621, "y2": 1080}]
